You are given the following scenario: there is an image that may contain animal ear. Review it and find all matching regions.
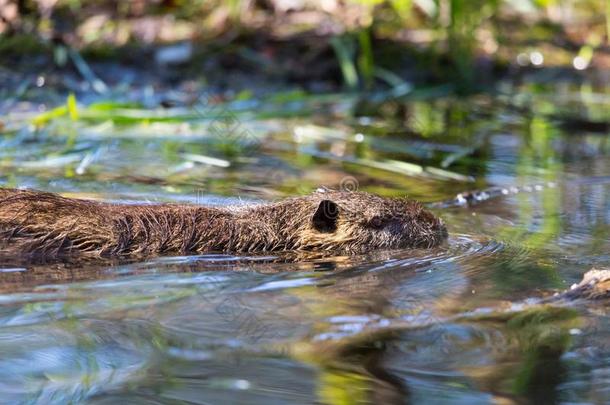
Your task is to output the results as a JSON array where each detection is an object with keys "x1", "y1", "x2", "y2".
[{"x1": 312, "y1": 200, "x2": 339, "y2": 233}]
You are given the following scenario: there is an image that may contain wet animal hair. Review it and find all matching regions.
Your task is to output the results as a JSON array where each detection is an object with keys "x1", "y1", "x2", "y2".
[{"x1": 0, "y1": 188, "x2": 447, "y2": 260}]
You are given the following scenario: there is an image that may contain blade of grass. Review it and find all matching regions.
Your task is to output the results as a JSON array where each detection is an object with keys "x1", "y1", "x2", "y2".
[
  {"x1": 68, "y1": 48, "x2": 108, "y2": 94},
  {"x1": 181, "y1": 153, "x2": 231, "y2": 168},
  {"x1": 330, "y1": 36, "x2": 359, "y2": 91},
  {"x1": 67, "y1": 93, "x2": 79, "y2": 121},
  {"x1": 357, "y1": 28, "x2": 374, "y2": 89}
]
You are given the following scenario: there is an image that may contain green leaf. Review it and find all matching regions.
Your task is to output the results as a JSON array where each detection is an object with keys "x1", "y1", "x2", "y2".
[
  {"x1": 31, "y1": 105, "x2": 68, "y2": 127},
  {"x1": 330, "y1": 36, "x2": 359, "y2": 91},
  {"x1": 67, "y1": 93, "x2": 79, "y2": 121}
]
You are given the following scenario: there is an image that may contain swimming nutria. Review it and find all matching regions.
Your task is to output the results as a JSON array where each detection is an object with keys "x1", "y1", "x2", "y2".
[{"x1": 0, "y1": 188, "x2": 447, "y2": 260}]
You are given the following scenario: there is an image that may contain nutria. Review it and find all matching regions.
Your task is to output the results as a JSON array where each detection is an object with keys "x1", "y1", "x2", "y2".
[{"x1": 0, "y1": 188, "x2": 447, "y2": 260}]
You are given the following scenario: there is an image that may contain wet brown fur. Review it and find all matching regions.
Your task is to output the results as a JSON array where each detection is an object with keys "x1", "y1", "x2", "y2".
[{"x1": 0, "y1": 188, "x2": 447, "y2": 260}]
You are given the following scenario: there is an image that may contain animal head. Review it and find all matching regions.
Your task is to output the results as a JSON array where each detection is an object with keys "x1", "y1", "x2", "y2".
[{"x1": 256, "y1": 190, "x2": 447, "y2": 252}]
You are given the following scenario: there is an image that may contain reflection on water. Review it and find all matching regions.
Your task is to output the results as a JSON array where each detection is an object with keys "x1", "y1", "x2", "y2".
[{"x1": 0, "y1": 89, "x2": 610, "y2": 404}]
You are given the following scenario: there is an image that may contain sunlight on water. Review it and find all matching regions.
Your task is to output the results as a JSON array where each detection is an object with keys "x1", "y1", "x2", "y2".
[{"x1": 0, "y1": 92, "x2": 609, "y2": 404}]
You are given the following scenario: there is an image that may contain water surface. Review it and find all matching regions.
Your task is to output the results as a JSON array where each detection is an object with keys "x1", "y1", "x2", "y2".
[{"x1": 0, "y1": 86, "x2": 609, "y2": 404}]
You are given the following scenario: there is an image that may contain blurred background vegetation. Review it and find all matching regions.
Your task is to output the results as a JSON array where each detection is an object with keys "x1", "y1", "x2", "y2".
[{"x1": 1, "y1": 0, "x2": 609, "y2": 94}]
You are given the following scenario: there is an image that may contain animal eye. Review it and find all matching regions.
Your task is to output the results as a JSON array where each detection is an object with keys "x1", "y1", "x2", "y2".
[{"x1": 369, "y1": 217, "x2": 385, "y2": 229}]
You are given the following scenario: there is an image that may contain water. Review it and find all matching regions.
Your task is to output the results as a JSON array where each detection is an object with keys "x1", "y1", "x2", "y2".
[{"x1": 0, "y1": 87, "x2": 609, "y2": 404}]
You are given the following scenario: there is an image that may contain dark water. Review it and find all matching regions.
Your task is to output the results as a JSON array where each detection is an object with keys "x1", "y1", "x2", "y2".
[{"x1": 0, "y1": 87, "x2": 609, "y2": 404}]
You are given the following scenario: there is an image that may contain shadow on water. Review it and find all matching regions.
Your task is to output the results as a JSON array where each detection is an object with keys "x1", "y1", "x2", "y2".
[{"x1": 0, "y1": 84, "x2": 609, "y2": 403}]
